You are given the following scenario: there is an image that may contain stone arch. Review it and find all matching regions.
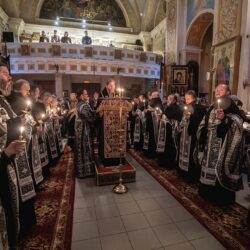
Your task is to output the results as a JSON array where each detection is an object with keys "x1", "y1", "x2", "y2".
[
  {"x1": 185, "y1": 11, "x2": 214, "y2": 95},
  {"x1": 186, "y1": 11, "x2": 214, "y2": 48}
]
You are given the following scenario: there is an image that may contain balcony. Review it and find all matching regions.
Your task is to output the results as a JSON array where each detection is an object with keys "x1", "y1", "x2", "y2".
[{"x1": 2, "y1": 43, "x2": 162, "y2": 79}]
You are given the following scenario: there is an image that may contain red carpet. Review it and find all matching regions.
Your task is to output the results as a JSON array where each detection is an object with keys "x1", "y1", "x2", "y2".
[
  {"x1": 17, "y1": 149, "x2": 75, "y2": 250},
  {"x1": 128, "y1": 149, "x2": 250, "y2": 250}
]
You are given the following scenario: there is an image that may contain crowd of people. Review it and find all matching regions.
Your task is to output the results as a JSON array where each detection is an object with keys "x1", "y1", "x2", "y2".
[
  {"x1": 39, "y1": 29, "x2": 92, "y2": 45},
  {"x1": 39, "y1": 29, "x2": 115, "y2": 47},
  {"x1": 127, "y1": 84, "x2": 250, "y2": 226},
  {"x1": 0, "y1": 63, "x2": 67, "y2": 249},
  {"x1": 0, "y1": 61, "x2": 250, "y2": 248}
]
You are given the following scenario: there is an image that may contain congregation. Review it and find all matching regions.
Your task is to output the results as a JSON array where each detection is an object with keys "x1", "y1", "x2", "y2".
[{"x1": 0, "y1": 63, "x2": 250, "y2": 249}]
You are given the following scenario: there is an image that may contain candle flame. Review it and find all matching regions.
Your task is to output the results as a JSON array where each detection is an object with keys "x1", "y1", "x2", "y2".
[
  {"x1": 184, "y1": 106, "x2": 187, "y2": 110},
  {"x1": 27, "y1": 100, "x2": 31, "y2": 106},
  {"x1": 20, "y1": 126, "x2": 24, "y2": 133}
]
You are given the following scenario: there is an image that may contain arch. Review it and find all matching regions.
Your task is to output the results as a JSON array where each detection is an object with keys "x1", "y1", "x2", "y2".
[
  {"x1": 115, "y1": 0, "x2": 131, "y2": 28},
  {"x1": 186, "y1": 10, "x2": 214, "y2": 48},
  {"x1": 153, "y1": 0, "x2": 166, "y2": 28},
  {"x1": 35, "y1": 0, "x2": 45, "y2": 19},
  {"x1": 35, "y1": 0, "x2": 132, "y2": 28}
]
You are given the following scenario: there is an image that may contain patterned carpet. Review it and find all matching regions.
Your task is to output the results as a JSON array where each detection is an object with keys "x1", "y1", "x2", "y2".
[
  {"x1": 128, "y1": 149, "x2": 250, "y2": 250},
  {"x1": 17, "y1": 149, "x2": 75, "y2": 250}
]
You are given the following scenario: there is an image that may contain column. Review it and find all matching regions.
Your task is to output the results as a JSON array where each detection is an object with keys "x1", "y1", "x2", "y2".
[
  {"x1": 55, "y1": 73, "x2": 63, "y2": 99},
  {"x1": 0, "y1": 7, "x2": 9, "y2": 42},
  {"x1": 8, "y1": 18, "x2": 25, "y2": 42},
  {"x1": 138, "y1": 32, "x2": 152, "y2": 51},
  {"x1": 237, "y1": 0, "x2": 250, "y2": 109}
]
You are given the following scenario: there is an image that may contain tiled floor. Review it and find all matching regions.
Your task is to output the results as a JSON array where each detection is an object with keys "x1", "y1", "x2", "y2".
[{"x1": 72, "y1": 154, "x2": 231, "y2": 250}]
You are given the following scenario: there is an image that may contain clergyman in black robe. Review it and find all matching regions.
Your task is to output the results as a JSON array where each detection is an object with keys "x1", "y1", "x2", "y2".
[
  {"x1": 177, "y1": 90, "x2": 206, "y2": 182},
  {"x1": 157, "y1": 94, "x2": 183, "y2": 168},
  {"x1": 143, "y1": 93, "x2": 163, "y2": 158},
  {"x1": 196, "y1": 84, "x2": 245, "y2": 205},
  {"x1": 74, "y1": 90, "x2": 96, "y2": 177}
]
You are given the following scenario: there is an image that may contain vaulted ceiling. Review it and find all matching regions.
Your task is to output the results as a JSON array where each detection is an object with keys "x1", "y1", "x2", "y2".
[{"x1": 0, "y1": 0, "x2": 166, "y2": 33}]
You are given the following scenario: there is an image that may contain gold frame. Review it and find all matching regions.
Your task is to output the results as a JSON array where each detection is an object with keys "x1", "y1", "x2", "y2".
[{"x1": 210, "y1": 36, "x2": 241, "y2": 97}]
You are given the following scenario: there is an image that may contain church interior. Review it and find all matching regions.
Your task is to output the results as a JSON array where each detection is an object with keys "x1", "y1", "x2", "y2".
[{"x1": 0, "y1": 0, "x2": 250, "y2": 249}]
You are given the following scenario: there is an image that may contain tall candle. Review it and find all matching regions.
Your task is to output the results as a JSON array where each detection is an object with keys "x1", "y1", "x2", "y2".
[
  {"x1": 217, "y1": 98, "x2": 221, "y2": 109},
  {"x1": 20, "y1": 126, "x2": 24, "y2": 140}
]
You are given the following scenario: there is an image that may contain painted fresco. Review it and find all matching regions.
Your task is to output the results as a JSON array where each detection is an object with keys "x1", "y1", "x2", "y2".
[
  {"x1": 40, "y1": 0, "x2": 126, "y2": 27},
  {"x1": 187, "y1": 0, "x2": 214, "y2": 29}
]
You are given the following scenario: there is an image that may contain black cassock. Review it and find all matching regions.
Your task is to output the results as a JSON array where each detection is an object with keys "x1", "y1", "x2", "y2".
[
  {"x1": 143, "y1": 98, "x2": 163, "y2": 158},
  {"x1": 74, "y1": 100, "x2": 96, "y2": 177},
  {"x1": 156, "y1": 115, "x2": 178, "y2": 168},
  {"x1": 6, "y1": 92, "x2": 37, "y2": 238},
  {"x1": 0, "y1": 94, "x2": 36, "y2": 248},
  {"x1": 197, "y1": 100, "x2": 244, "y2": 205},
  {"x1": 177, "y1": 102, "x2": 206, "y2": 182},
  {"x1": 156, "y1": 103, "x2": 183, "y2": 168}
]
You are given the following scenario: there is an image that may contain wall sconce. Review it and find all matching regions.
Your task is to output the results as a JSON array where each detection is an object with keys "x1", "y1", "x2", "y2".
[{"x1": 243, "y1": 79, "x2": 250, "y2": 89}]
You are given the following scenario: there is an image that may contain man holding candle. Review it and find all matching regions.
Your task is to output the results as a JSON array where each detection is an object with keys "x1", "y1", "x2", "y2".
[
  {"x1": 7, "y1": 79, "x2": 43, "y2": 238},
  {"x1": 197, "y1": 83, "x2": 245, "y2": 205},
  {"x1": 177, "y1": 90, "x2": 206, "y2": 181},
  {"x1": 0, "y1": 63, "x2": 36, "y2": 248},
  {"x1": 7, "y1": 79, "x2": 44, "y2": 188}
]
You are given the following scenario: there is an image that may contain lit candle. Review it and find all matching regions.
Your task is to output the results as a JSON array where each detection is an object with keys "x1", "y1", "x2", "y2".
[
  {"x1": 19, "y1": 126, "x2": 24, "y2": 140},
  {"x1": 131, "y1": 101, "x2": 134, "y2": 109},
  {"x1": 143, "y1": 99, "x2": 146, "y2": 108},
  {"x1": 26, "y1": 100, "x2": 31, "y2": 111},
  {"x1": 121, "y1": 88, "x2": 125, "y2": 98},
  {"x1": 57, "y1": 107, "x2": 60, "y2": 112},
  {"x1": 217, "y1": 98, "x2": 221, "y2": 109},
  {"x1": 41, "y1": 113, "x2": 45, "y2": 120},
  {"x1": 117, "y1": 87, "x2": 121, "y2": 97},
  {"x1": 184, "y1": 106, "x2": 187, "y2": 111}
]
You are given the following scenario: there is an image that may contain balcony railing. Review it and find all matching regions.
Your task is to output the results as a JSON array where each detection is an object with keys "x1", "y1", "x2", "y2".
[{"x1": 1, "y1": 43, "x2": 162, "y2": 79}]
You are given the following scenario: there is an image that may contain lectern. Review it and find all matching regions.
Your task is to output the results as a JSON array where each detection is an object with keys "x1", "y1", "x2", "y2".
[{"x1": 97, "y1": 97, "x2": 132, "y2": 166}]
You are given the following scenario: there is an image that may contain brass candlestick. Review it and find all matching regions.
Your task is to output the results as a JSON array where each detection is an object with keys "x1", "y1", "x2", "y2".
[{"x1": 113, "y1": 99, "x2": 128, "y2": 194}]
